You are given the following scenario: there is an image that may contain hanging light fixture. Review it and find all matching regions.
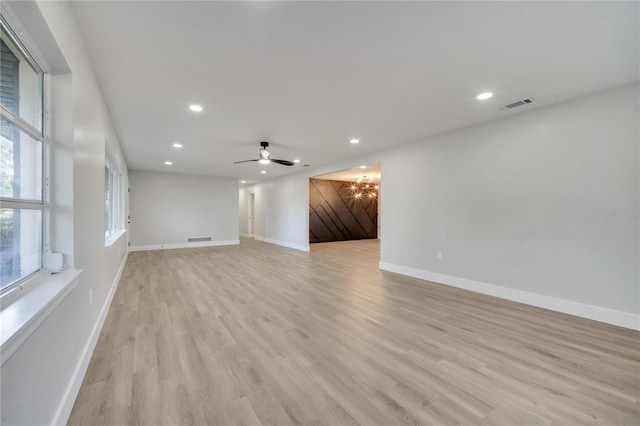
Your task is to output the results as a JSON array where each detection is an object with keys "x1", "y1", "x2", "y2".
[{"x1": 349, "y1": 176, "x2": 379, "y2": 200}]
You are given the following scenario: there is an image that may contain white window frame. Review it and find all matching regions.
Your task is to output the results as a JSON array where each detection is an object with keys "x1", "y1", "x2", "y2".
[
  {"x1": 0, "y1": 2, "x2": 87, "y2": 370},
  {"x1": 104, "y1": 151, "x2": 124, "y2": 243},
  {"x1": 0, "y1": 14, "x2": 48, "y2": 295}
]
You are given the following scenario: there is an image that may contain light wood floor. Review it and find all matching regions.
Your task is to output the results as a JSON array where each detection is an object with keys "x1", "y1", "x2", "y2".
[{"x1": 69, "y1": 238, "x2": 640, "y2": 425}]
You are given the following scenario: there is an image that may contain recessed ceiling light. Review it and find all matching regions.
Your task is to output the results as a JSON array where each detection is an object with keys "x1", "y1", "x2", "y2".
[
  {"x1": 360, "y1": 165, "x2": 366, "y2": 169},
  {"x1": 476, "y1": 92, "x2": 493, "y2": 101},
  {"x1": 164, "y1": 161, "x2": 172, "y2": 165},
  {"x1": 172, "y1": 143, "x2": 183, "y2": 148},
  {"x1": 261, "y1": 170, "x2": 267, "y2": 174},
  {"x1": 240, "y1": 180, "x2": 246, "y2": 184},
  {"x1": 350, "y1": 139, "x2": 360, "y2": 144},
  {"x1": 188, "y1": 104, "x2": 203, "y2": 112},
  {"x1": 293, "y1": 159, "x2": 301, "y2": 163}
]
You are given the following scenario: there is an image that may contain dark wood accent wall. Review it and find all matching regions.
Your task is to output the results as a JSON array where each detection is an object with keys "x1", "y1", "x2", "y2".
[{"x1": 309, "y1": 179, "x2": 378, "y2": 243}]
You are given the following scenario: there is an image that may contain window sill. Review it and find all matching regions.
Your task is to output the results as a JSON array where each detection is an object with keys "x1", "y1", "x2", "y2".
[
  {"x1": 105, "y1": 228, "x2": 127, "y2": 250},
  {"x1": 0, "y1": 268, "x2": 82, "y2": 366}
]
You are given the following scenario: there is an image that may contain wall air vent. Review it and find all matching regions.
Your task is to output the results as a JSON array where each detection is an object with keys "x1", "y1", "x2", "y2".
[
  {"x1": 497, "y1": 98, "x2": 535, "y2": 111},
  {"x1": 187, "y1": 236, "x2": 212, "y2": 243}
]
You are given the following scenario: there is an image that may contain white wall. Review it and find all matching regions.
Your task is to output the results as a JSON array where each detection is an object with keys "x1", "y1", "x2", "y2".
[
  {"x1": 1, "y1": 1, "x2": 129, "y2": 425},
  {"x1": 239, "y1": 83, "x2": 639, "y2": 327},
  {"x1": 129, "y1": 170, "x2": 239, "y2": 249},
  {"x1": 380, "y1": 84, "x2": 639, "y2": 320},
  {"x1": 241, "y1": 176, "x2": 310, "y2": 251}
]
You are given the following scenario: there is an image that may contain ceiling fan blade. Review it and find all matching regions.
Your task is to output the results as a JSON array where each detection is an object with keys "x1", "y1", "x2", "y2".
[
  {"x1": 271, "y1": 159, "x2": 295, "y2": 166},
  {"x1": 233, "y1": 159, "x2": 259, "y2": 164}
]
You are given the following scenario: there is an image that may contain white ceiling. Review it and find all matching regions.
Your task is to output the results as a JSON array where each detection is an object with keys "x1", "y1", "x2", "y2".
[
  {"x1": 72, "y1": 1, "x2": 639, "y2": 184},
  {"x1": 313, "y1": 163, "x2": 381, "y2": 183}
]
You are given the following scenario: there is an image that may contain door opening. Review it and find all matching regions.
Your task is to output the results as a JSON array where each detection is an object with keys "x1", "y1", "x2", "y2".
[
  {"x1": 308, "y1": 163, "x2": 380, "y2": 244},
  {"x1": 248, "y1": 192, "x2": 255, "y2": 237}
]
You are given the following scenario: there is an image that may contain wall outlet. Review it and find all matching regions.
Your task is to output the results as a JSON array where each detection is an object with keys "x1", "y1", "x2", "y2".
[
  {"x1": 436, "y1": 251, "x2": 443, "y2": 260},
  {"x1": 89, "y1": 288, "x2": 93, "y2": 306}
]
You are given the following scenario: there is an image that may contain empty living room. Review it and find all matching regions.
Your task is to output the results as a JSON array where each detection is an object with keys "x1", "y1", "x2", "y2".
[{"x1": 0, "y1": 1, "x2": 638, "y2": 425}]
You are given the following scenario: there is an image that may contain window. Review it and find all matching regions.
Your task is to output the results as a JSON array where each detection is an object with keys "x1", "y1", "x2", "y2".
[
  {"x1": 0, "y1": 16, "x2": 45, "y2": 292},
  {"x1": 104, "y1": 153, "x2": 123, "y2": 239}
]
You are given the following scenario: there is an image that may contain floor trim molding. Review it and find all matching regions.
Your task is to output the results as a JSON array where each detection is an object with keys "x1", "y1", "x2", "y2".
[
  {"x1": 129, "y1": 240, "x2": 240, "y2": 252},
  {"x1": 52, "y1": 251, "x2": 128, "y2": 426},
  {"x1": 379, "y1": 262, "x2": 640, "y2": 331},
  {"x1": 254, "y1": 236, "x2": 309, "y2": 252}
]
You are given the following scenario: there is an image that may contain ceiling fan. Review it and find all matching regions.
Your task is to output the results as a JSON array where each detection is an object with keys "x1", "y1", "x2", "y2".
[{"x1": 233, "y1": 141, "x2": 295, "y2": 166}]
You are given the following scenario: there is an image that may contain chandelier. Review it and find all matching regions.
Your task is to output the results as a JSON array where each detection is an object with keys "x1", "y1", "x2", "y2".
[{"x1": 349, "y1": 176, "x2": 379, "y2": 200}]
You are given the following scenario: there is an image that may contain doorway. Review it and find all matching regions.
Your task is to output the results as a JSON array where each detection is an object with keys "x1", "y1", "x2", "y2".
[
  {"x1": 308, "y1": 163, "x2": 380, "y2": 244},
  {"x1": 248, "y1": 192, "x2": 255, "y2": 237}
]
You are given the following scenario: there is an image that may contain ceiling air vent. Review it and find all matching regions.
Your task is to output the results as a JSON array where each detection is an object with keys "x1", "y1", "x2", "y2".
[{"x1": 497, "y1": 98, "x2": 535, "y2": 111}]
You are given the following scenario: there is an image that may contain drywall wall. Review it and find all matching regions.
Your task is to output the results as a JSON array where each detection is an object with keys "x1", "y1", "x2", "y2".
[
  {"x1": 129, "y1": 170, "x2": 239, "y2": 249},
  {"x1": 241, "y1": 175, "x2": 310, "y2": 251},
  {"x1": 0, "y1": 1, "x2": 129, "y2": 425},
  {"x1": 239, "y1": 83, "x2": 639, "y2": 327},
  {"x1": 309, "y1": 179, "x2": 378, "y2": 243},
  {"x1": 380, "y1": 83, "x2": 639, "y2": 318}
]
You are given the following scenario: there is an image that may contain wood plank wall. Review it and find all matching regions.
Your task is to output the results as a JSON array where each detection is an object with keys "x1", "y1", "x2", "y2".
[{"x1": 309, "y1": 179, "x2": 378, "y2": 243}]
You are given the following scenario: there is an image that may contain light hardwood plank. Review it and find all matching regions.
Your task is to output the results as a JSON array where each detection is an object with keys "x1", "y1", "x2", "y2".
[{"x1": 68, "y1": 238, "x2": 640, "y2": 425}]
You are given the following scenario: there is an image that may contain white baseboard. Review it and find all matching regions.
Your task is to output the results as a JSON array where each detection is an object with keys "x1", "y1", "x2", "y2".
[
  {"x1": 379, "y1": 262, "x2": 640, "y2": 331},
  {"x1": 129, "y1": 240, "x2": 239, "y2": 252},
  {"x1": 239, "y1": 233, "x2": 251, "y2": 238},
  {"x1": 52, "y1": 251, "x2": 128, "y2": 426},
  {"x1": 254, "y1": 236, "x2": 309, "y2": 252}
]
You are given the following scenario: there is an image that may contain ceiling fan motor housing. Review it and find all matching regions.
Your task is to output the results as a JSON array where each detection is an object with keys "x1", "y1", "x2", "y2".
[{"x1": 259, "y1": 141, "x2": 270, "y2": 159}]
